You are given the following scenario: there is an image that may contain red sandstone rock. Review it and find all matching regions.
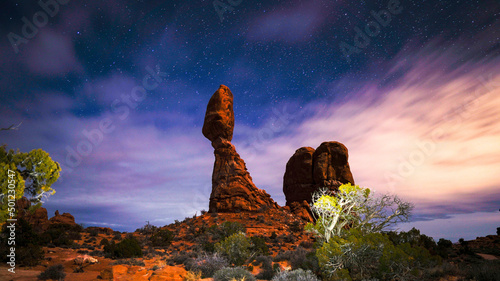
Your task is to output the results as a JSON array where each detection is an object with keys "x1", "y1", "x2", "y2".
[
  {"x1": 202, "y1": 85, "x2": 235, "y2": 142},
  {"x1": 15, "y1": 197, "x2": 77, "y2": 231},
  {"x1": 49, "y1": 210, "x2": 76, "y2": 226},
  {"x1": 209, "y1": 137, "x2": 278, "y2": 212},
  {"x1": 283, "y1": 147, "x2": 316, "y2": 205},
  {"x1": 283, "y1": 142, "x2": 355, "y2": 220},
  {"x1": 313, "y1": 141, "x2": 354, "y2": 188},
  {"x1": 203, "y1": 85, "x2": 278, "y2": 213}
]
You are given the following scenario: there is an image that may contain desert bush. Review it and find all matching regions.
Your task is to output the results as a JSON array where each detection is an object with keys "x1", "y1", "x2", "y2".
[
  {"x1": 250, "y1": 236, "x2": 269, "y2": 256},
  {"x1": 289, "y1": 221, "x2": 302, "y2": 233},
  {"x1": 464, "y1": 260, "x2": 500, "y2": 281},
  {"x1": 190, "y1": 252, "x2": 229, "y2": 278},
  {"x1": 215, "y1": 232, "x2": 253, "y2": 266},
  {"x1": 213, "y1": 267, "x2": 256, "y2": 281},
  {"x1": 41, "y1": 224, "x2": 75, "y2": 247},
  {"x1": 0, "y1": 218, "x2": 44, "y2": 266},
  {"x1": 103, "y1": 237, "x2": 142, "y2": 259},
  {"x1": 288, "y1": 247, "x2": 319, "y2": 272},
  {"x1": 436, "y1": 238, "x2": 453, "y2": 258},
  {"x1": 298, "y1": 241, "x2": 313, "y2": 249},
  {"x1": 271, "y1": 268, "x2": 320, "y2": 281},
  {"x1": 87, "y1": 228, "x2": 99, "y2": 236},
  {"x1": 183, "y1": 270, "x2": 202, "y2": 281},
  {"x1": 111, "y1": 258, "x2": 145, "y2": 266},
  {"x1": 150, "y1": 228, "x2": 174, "y2": 247},
  {"x1": 100, "y1": 238, "x2": 110, "y2": 247},
  {"x1": 209, "y1": 221, "x2": 246, "y2": 241},
  {"x1": 422, "y1": 262, "x2": 462, "y2": 280},
  {"x1": 113, "y1": 232, "x2": 122, "y2": 241},
  {"x1": 254, "y1": 255, "x2": 274, "y2": 280},
  {"x1": 273, "y1": 247, "x2": 318, "y2": 273},
  {"x1": 316, "y1": 228, "x2": 438, "y2": 281},
  {"x1": 306, "y1": 184, "x2": 413, "y2": 241},
  {"x1": 38, "y1": 264, "x2": 66, "y2": 280}
]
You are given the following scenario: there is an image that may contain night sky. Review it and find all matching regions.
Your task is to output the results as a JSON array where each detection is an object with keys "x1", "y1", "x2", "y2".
[{"x1": 1, "y1": 0, "x2": 499, "y2": 241}]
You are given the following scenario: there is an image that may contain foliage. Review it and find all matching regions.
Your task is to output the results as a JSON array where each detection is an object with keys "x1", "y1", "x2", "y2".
[
  {"x1": 111, "y1": 258, "x2": 145, "y2": 266},
  {"x1": 271, "y1": 269, "x2": 320, "y2": 281},
  {"x1": 209, "y1": 221, "x2": 246, "y2": 241},
  {"x1": 463, "y1": 260, "x2": 500, "y2": 281},
  {"x1": 103, "y1": 237, "x2": 143, "y2": 259},
  {"x1": 316, "y1": 228, "x2": 439, "y2": 281},
  {"x1": 1, "y1": 146, "x2": 61, "y2": 224},
  {"x1": 100, "y1": 238, "x2": 110, "y2": 247},
  {"x1": 306, "y1": 183, "x2": 413, "y2": 241},
  {"x1": 250, "y1": 236, "x2": 269, "y2": 256},
  {"x1": 436, "y1": 238, "x2": 453, "y2": 258},
  {"x1": 0, "y1": 218, "x2": 45, "y2": 266},
  {"x1": 150, "y1": 228, "x2": 174, "y2": 247},
  {"x1": 41, "y1": 224, "x2": 82, "y2": 247},
  {"x1": 212, "y1": 267, "x2": 256, "y2": 281},
  {"x1": 215, "y1": 232, "x2": 253, "y2": 266},
  {"x1": 183, "y1": 270, "x2": 202, "y2": 281},
  {"x1": 190, "y1": 252, "x2": 229, "y2": 278},
  {"x1": 38, "y1": 264, "x2": 66, "y2": 280},
  {"x1": 253, "y1": 255, "x2": 274, "y2": 280}
]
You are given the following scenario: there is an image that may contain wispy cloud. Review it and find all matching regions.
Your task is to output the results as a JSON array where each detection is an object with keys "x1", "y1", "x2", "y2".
[
  {"x1": 246, "y1": 0, "x2": 331, "y2": 43},
  {"x1": 239, "y1": 36, "x2": 500, "y2": 223}
]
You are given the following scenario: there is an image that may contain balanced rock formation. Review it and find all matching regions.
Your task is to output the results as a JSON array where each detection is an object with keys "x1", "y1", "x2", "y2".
[
  {"x1": 202, "y1": 85, "x2": 234, "y2": 142},
  {"x1": 204, "y1": 85, "x2": 278, "y2": 213},
  {"x1": 283, "y1": 141, "x2": 355, "y2": 220}
]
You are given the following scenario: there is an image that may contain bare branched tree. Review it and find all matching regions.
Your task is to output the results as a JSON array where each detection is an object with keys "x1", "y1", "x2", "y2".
[{"x1": 0, "y1": 122, "x2": 22, "y2": 131}]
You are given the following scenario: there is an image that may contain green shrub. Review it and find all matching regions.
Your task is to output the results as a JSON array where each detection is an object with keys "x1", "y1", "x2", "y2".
[
  {"x1": 41, "y1": 224, "x2": 78, "y2": 247},
  {"x1": 150, "y1": 228, "x2": 174, "y2": 247},
  {"x1": 250, "y1": 236, "x2": 269, "y2": 256},
  {"x1": 436, "y1": 238, "x2": 453, "y2": 258},
  {"x1": 38, "y1": 264, "x2": 66, "y2": 280},
  {"x1": 271, "y1": 269, "x2": 320, "y2": 281},
  {"x1": 209, "y1": 221, "x2": 246, "y2": 241},
  {"x1": 273, "y1": 247, "x2": 319, "y2": 273},
  {"x1": 213, "y1": 267, "x2": 256, "y2": 281},
  {"x1": 254, "y1": 255, "x2": 274, "y2": 280},
  {"x1": 100, "y1": 238, "x2": 110, "y2": 247},
  {"x1": 190, "y1": 253, "x2": 228, "y2": 278},
  {"x1": 215, "y1": 232, "x2": 253, "y2": 266},
  {"x1": 317, "y1": 228, "x2": 438, "y2": 281},
  {"x1": 103, "y1": 237, "x2": 142, "y2": 259}
]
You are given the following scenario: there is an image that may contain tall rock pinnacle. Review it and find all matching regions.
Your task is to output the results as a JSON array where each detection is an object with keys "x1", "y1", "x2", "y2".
[{"x1": 204, "y1": 85, "x2": 278, "y2": 213}]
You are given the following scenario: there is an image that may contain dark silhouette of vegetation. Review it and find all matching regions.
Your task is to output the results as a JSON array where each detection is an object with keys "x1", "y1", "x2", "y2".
[
  {"x1": 103, "y1": 237, "x2": 142, "y2": 259},
  {"x1": 38, "y1": 264, "x2": 66, "y2": 280},
  {"x1": 0, "y1": 218, "x2": 44, "y2": 266}
]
